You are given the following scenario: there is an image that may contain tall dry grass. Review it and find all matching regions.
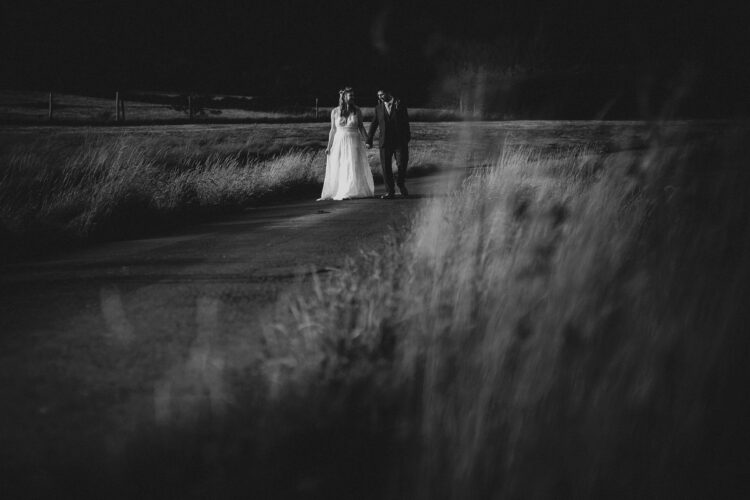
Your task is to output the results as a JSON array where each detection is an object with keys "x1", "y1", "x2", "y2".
[
  {"x1": 0, "y1": 134, "x2": 325, "y2": 259},
  {"x1": 0, "y1": 128, "x2": 446, "y2": 261},
  {"x1": 259, "y1": 130, "x2": 750, "y2": 498}
]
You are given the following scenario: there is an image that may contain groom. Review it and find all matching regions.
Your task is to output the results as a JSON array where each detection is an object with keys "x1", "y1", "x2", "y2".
[{"x1": 366, "y1": 89, "x2": 411, "y2": 199}]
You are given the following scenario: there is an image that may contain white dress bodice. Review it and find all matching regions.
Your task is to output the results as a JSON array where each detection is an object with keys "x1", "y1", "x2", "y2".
[{"x1": 335, "y1": 109, "x2": 361, "y2": 133}]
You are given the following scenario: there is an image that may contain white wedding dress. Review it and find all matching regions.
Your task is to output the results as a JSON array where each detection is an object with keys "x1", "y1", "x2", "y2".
[{"x1": 318, "y1": 108, "x2": 375, "y2": 200}]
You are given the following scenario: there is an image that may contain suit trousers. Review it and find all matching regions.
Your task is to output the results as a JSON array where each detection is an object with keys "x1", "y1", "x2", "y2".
[{"x1": 379, "y1": 145, "x2": 408, "y2": 194}]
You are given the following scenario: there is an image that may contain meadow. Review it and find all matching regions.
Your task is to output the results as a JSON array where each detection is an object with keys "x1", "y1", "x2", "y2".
[
  {"x1": 0, "y1": 119, "x2": 676, "y2": 261},
  {"x1": 0, "y1": 121, "x2": 456, "y2": 261},
  {"x1": 2, "y1": 118, "x2": 748, "y2": 498}
]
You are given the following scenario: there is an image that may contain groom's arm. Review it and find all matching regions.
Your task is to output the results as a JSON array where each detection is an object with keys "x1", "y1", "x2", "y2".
[
  {"x1": 402, "y1": 103, "x2": 411, "y2": 143},
  {"x1": 356, "y1": 107, "x2": 367, "y2": 141},
  {"x1": 366, "y1": 107, "x2": 378, "y2": 147}
]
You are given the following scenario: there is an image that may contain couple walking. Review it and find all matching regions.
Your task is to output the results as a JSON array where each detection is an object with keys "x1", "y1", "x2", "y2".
[{"x1": 318, "y1": 87, "x2": 411, "y2": 201}]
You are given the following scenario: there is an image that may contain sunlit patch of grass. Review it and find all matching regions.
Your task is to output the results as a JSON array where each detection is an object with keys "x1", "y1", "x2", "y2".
[{"x1": 0, "y1": 134, "x2": 324, "y2": 259}]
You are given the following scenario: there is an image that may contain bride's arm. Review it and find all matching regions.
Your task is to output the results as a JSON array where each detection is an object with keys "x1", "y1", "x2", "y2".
[
  {"x1": 326, "y1": 108, "x2": 336, "y2": 154},
  {"x1": 357, "y1": 107, "x2": 367, "y2": 142}
]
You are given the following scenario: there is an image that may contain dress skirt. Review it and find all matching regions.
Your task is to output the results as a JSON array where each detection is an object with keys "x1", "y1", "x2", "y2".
[{"x1": 319, "y1": 129, "x2": 374, "y2": 200}]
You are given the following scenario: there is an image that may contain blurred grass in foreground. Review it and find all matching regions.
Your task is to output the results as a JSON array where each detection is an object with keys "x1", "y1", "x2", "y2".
[{"x1": 257, "y1": 129, "x2": 750, "y2": 498}]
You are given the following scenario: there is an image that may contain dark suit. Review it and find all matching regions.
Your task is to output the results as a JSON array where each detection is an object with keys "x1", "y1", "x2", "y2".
[{"x1": 366, "y1": 99, "x2": 411, "y2": 195}]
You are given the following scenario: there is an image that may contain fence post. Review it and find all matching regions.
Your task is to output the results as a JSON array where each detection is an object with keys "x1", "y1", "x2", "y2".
[
  {"x1": 115, "y1": 91, "x2": 120, "y2": 121},
  {"x1": 119, "y1": 95, "x2": 126, "y2": 122},
  {"x1": 48, "y1": 92, "x2": 54, "y2": 120},
  {"x1": 188, "y1": 95, "x2": 193, "y2": 120},
  {"x1": 315, "y1": 97, "x2": 319, "y2": 119}
]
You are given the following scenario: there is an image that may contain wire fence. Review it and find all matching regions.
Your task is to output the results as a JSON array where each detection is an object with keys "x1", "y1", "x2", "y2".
[
  {"x1": 0, "y1": 90, "x2": 467, "y2": 125},
  {"x1": 0, "y1": 90, "x2": 343, "y2": 124}
]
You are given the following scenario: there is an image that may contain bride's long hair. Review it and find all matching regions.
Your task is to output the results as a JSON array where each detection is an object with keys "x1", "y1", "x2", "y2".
[{"x1": 338, "y1": 87, "x2": 356, "y2": 118}]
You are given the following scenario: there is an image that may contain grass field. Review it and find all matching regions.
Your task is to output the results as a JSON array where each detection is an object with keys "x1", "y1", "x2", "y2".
[
  {"x1": 0, "y1": 121, "x2": 463, "y2": 261},
  {"x1": 1, "y1": 119, "x2": 697, "y2": 262},
  {"x1": 2, "y1": 119, "x2": 748, "y2": 498}
]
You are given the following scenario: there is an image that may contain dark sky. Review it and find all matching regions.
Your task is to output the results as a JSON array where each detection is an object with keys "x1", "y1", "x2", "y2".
[{"x1": 2, "y1": 0, "x2": 748, "y2": 112}]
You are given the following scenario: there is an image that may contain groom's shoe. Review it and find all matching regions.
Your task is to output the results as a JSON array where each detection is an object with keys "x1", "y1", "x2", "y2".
[
  {"x1": 398, "y1": 186, "x2": 409, "y2": 198},
  {"x1": 380, "y1": 193, "x2": 395, "y2": 199}
]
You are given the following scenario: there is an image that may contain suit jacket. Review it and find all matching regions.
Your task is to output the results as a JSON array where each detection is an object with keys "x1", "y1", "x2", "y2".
[{"x1": 367, "y1": 99, "x2": 411, "y2": 149}]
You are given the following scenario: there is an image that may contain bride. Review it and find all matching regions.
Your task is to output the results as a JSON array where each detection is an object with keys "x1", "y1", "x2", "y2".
[{"x1": 317, "y1": 87, "x2": 375, "y2": 200}]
